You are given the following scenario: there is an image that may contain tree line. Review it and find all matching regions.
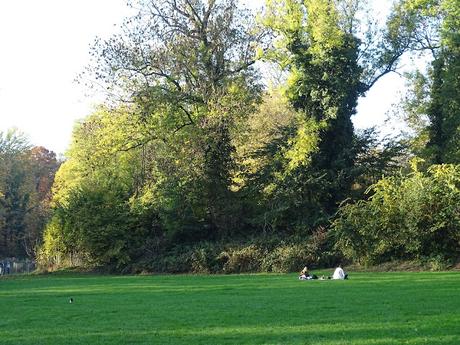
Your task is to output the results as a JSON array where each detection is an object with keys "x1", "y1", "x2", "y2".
[
  {"x1": 3, "y1": 0, "x2": 458, "y2": 272},
  {"x1": 0, "y1": 130, "x2": 60, "y2": 259}
]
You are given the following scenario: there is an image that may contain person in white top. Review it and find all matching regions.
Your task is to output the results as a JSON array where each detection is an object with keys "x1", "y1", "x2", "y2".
[{"x1": 332, "y1": 265, "x2": 348, "y2": 280}]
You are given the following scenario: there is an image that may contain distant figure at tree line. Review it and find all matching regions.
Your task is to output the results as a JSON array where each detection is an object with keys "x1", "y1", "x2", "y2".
[
  {"x1": 332, "y1": 264, "x2": 348, "y2": 280},
  {"x1": 299, "y1": 266, "x2": 310, "y2": 280},
  {"x1": 299, "y1": 266, "x2": 318, "y2": 280}
]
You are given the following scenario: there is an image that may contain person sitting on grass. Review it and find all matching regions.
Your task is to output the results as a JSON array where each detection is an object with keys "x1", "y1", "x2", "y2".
[
  {"x1": 299, "y1": 266, "x2": 310, "y2": 280},
  {"x1": 332, "y1": 264, "x2": 348, "y2": 280},
  {"x1": 299, "y1": 266, "x2": 318, "y2": 280}
]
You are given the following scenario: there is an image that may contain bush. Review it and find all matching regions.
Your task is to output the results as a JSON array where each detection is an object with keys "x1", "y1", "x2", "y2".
[
  {"x1": 332, "y1": 163, "x2": 460, "y2": 264},
  {"x1": 190, "y1": 243, "x2": 223, "y2": 274},
  {"x1": 262, "y1": 243, "x2": 309, "y2": 273},
  {"x1": 39, "y1": 184, "x2": 134, "y2": 271},
  {"x1": 219, "y1": 245, "x2": 264, "y2": 273},
  {"x1": 424, "y1": 255, "x2": 452, "y2": 271},
  {"x1": 140, "y1": 231, "x2": 336, "y2": 275}
]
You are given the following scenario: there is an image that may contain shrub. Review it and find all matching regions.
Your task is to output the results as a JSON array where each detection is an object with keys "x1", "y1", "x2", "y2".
[
  {"x1": 39, "y1": 184, "x2": 133, "y2": 271},
  {"x1": 190, "y1": 242, "x2": 223, "y2": 274},
  {"x1": 425, "y1": 255, "x2": 452, "y2": 271},
  {"x1": 262, "y1": 243, "x2": 310, "y2": 273},
  {"x1": 332, "y1": 163, "x2": 460, "y2": 264},
  {"x1": 220, "y1": 245, "x2": 264, "y2": 273}
]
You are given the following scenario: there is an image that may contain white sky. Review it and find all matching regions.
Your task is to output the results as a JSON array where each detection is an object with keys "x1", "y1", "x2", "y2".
[{"x1": 0, "y1": 0, "x2": 404, "y2": 155}]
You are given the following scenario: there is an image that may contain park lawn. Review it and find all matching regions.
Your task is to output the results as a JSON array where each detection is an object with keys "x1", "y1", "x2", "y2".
[{"x1": 0, "y1": 272, "x2": 459, "y2": 344}]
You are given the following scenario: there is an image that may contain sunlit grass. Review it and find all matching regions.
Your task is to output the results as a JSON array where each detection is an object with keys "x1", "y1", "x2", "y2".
[{"x1": 1, "y1": 272, "x2": 459, "y2": 344}]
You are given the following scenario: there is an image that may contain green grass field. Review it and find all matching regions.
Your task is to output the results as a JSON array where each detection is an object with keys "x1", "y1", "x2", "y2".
[{"x1": 0, "y1": 272, "x2": 459, "y2": 344}]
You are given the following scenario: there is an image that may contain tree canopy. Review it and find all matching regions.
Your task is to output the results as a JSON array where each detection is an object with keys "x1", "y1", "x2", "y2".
[
  {"x1": 33, "y1": 0, "x2": 460, "y2": 272},
  {"x1": 0, "y1": 130, "x2": 59, "y2": 258}
]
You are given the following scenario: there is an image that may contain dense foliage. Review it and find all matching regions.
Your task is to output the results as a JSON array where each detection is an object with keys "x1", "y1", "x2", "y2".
[
  {"x1": 256, "y1": 0, "x2": 410, "y2": 231},
  {"x1": 34, "y1": 0, "x2": 460, "y2": 272},
  {"x1": 328, "y1": 0, "x2": 460, "y2": 268},
  {"x1": 398, "y1": 0, "x2": 460, "y2": 164},
  {"x1": 0, "y1": 130, "x2": 59, "y2": 258},
  {"x1": 334, "y1": 162, "x2": 460, "y2": 266}
]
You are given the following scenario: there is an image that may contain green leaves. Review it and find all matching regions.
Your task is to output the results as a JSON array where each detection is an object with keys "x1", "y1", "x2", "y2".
[
  {"x1": 38, "y1": 0, "x2": 459, "y2": 272},
  {"x1": 395, "y1": 0, "x2": 460, "y2": 164},
  {"x1": 333, "y1": 163, "x2": 460, "y2": 265}
]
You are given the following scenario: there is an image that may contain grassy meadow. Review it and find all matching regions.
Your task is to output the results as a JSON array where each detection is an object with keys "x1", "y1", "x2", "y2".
[{"x1": 0, "y1": 272, "x2": 459, "y2": 344}]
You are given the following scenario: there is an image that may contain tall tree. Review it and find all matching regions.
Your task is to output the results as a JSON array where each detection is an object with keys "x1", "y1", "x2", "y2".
[
  {"x1": 396, "y1": 0, "x2": 460, "y2": 163},
  {"x1": 83, "y1": 0, "x2": 264, "y2": 237},
  {"x1": 0, "y1": 130, "x2": 58, "y2": 257},
  {"x1": 23, "y1": 147, "x2": 60, "y2": 256},
  {"x1": 258, "y1": 0, "x2": 411, "y2": 230},
  {"x1": 0, "y1": 130, "x2": 32, "y2": 257},
  {"x1": 41, "y1": 107, "x2": 152, "y2": 268}
]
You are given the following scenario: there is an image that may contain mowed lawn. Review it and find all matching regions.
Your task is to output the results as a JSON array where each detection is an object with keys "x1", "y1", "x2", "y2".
[{"x1": 1, "y1": 272, "x2": 459, "y2": 344}]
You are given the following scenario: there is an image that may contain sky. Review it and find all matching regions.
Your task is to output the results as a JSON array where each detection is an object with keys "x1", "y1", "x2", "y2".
[{"x1": 0, "y1": 0, "x2": 404, "y2": 155}]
